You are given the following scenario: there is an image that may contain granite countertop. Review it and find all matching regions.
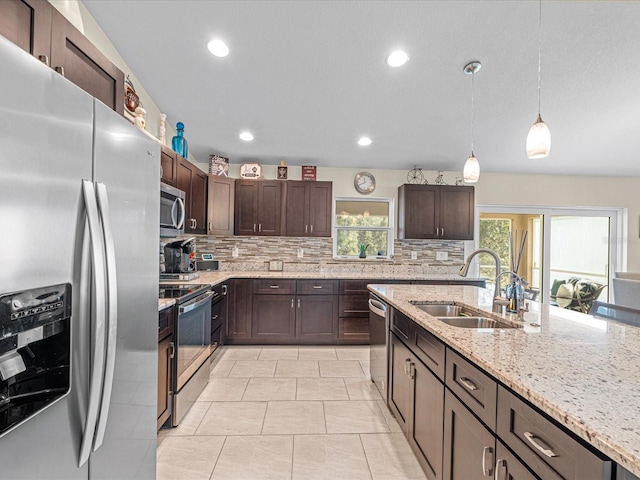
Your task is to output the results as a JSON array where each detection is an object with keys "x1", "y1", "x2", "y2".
[
  {"x1": 368, "y1": 283, "x2": 640, "y2": 476},
  {"x1": 158, "y1": 298, "x2": 176, "y2": 311}
]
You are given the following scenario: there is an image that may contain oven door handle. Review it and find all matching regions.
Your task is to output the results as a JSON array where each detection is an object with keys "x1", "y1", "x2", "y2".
[{"x1": 179, "y1": 291, "x2": 215, "y2": 315}]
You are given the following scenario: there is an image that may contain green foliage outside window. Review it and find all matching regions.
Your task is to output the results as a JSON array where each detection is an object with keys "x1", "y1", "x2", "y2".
[
  {"x1": 478, "y1": 218, "x2": 511, "y2": 281},
  {"x1": 335, "y1": 200, "x2": 391, "y2": 257}
]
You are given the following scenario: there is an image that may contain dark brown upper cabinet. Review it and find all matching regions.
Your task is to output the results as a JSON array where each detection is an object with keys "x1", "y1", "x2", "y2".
[
  {"x1": 234, "y1": 180, "x2": 284, "y2": 236},
  {"x1": 160, "y1": 145, "x2": 179, "y2": 187},
  {"x1": 207, "y1": 175, "x2": 235, "y2": 235},
  {"x1": 285, "y1": 181, "x2": 332, "y2": 237},
  {"x1": 398, "y1": 184, "x2": 475, "y2": 240},
  {"x1": 177, "y1": 156, "x2": 207, "y2": 234},
  {"x1": 0, "y1": 1, "x2": 124, "y2": 116}
]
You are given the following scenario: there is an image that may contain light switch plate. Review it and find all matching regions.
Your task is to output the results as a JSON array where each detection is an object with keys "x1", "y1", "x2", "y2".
[
  {"x1": 436, "y1": 251, "x2": 448, "y2": 261},
  {"x1": 411, "y1": 251, "x2": 418, "y2": 260}
]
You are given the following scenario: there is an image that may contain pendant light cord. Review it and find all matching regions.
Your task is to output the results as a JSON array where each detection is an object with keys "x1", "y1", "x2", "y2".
[
  {"x1": 537, "y1": 0, "x2": 542, "y2": 115},
  {"x1": 470, "y1": 69, "x2": 475, "y2": 152}
]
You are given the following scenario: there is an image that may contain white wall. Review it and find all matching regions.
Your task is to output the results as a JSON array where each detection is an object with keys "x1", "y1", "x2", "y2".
[{"x1": 55, "y1": 1, "x2": 640, "y2": 272}]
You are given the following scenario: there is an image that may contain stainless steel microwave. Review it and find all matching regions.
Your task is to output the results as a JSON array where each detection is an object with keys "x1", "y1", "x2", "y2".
[{"x1": 160, "y1": 182, "x2": 186, "y2": 237}]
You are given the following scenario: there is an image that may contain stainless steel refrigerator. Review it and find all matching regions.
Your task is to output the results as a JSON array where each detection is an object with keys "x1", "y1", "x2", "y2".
[{"x1": 0, "y1": 35, "x2": 159, "y2": 479}]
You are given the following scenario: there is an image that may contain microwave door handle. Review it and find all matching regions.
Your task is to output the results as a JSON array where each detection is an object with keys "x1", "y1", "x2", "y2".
[
  {"x1": 92, "y1": 183, "x2": 118, "y2": 452},
  {"x1": 172, "y1": 197, "x2": 185, "y2": 230},
  {"x1": 78, "y1": 180, "x2": 107, "y2": 467}
]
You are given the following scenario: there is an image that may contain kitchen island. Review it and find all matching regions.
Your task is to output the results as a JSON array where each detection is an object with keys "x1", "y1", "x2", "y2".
[{"x1": 369, "y1": 283, "x2": 640, "y2": 478}]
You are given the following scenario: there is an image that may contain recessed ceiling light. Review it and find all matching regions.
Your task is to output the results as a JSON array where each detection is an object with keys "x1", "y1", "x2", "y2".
[
  {"x1": 357, "y1": 137, "x2": 372, "y2": 147},
  {"x1": 386, "y1": 50, "x2": 409, "y2": 67},
  {"x1": 207, "y1": 39, "x2": 229, "y2": 57},
  {"x1": 239, "y1": 131, "x2": 254, "y2": 142}
]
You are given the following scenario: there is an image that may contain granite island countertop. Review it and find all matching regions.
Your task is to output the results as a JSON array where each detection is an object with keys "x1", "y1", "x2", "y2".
[{"x1": 368, "y1": 283, "x2": 640, "y2": 477}]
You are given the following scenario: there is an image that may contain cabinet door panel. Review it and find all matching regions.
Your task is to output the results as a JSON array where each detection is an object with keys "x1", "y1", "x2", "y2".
[
  {"x1": 227, "y1": 279, "x2": 252, "y2": 342},
  {"x1": 234, "y1": 181, "x2": 258, "y2": 235},
  {"x1": 440, "y1": 186, "x2": 474, "y2": 240},
  {"x1": 160, "y1": 145, "x2": 178, "y2": 186},
  {"x1": 389, "y1": 333, "x2": 412, "y2": 435},
  {"x1": 412, "y1": 324, "x2": 446, "y2": 382},
  {"x1": 176, "y1": 157, "x2": 193, "y2": 228},
  {"x1": 496, "y1": 441, "x2": 548, "y2": 480},
  {"x1": 296, "y1": 295, "x2": 338, "y2": 344},
  {"x1": 207, "y1": 175, "x2": 235, "y2": 234},
  {"x1": 252, "y1": 295, "x2": 296, "y2": 343},
  {"x1": 443, "y1": 389, "x2": 495, "y2": 480},
  {"x1": 285, "y1": 181, "x2": 308, "y2": 236},
  {"x1": 191, "y1": 169, "x2": 207, "y2": 233},
  {"x1": 308, "y1": 182, "x2": 332, "y2": 237},
  {"x1": 50, "y1": 9, "x2": 124, "y2": 115},
  {"x1": 0, "y1": 0, "x2": 51, "y2": 59},
  {"x1": 258, "y1": 181, "x2": 282, "y2": 235},
  {"x1": 398, "y1": 184, "x2": 438, "y2": 239},
  {"x1": 411, "y1": 358, "x2": 444, "y2": 480},
  {"x1": 338, "y1": 317, "x2": 369, "y2": 344}
]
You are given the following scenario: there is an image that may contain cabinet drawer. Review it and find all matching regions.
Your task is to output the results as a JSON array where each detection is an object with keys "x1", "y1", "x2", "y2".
[
  {"x1": 496, "y1": 440, "x2": 548, "y2": 480},
  {"x1": 391, "y1": 308, "x2": 412, "y2": 342},
  {"x1": 339, "y1": 279, "x2": 373, "y2": 294},
  {"x1": 253, "y1": 279, "x2": 296, "y2": 294},
  {"x1": 339, "y1": 294, "x2": 369, "y2": 317},
  {"x1": 297, "y1": 279, "x2": 338, "y2": 295},
  {"x1": 411, "y1": 324, "x2": 445, "y2": 382},
  {"x1": 497, "y1": 386, "x2": 613, "y2": 480},
  {"x1": 446, "y1": 348, "x2": 497, "y2": 430}
]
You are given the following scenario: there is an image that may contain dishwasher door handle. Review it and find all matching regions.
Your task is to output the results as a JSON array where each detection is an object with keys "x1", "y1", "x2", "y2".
[{"x1": 368, "y1": 298, "x2": 386, "y2": 317}]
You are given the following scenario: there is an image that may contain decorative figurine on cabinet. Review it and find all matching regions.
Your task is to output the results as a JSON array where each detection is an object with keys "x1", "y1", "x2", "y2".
[
  {"x1": 133, "y1": 106, "x2": 146, "y2": 130},
  {"x1": 159, "y1": 113, "x2": 167, "y2": 144}
]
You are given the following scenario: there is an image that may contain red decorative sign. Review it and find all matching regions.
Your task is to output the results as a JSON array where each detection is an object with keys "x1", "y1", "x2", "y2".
[{"x1": 302, "y1": 165, "x2": 317, "y2": 181}]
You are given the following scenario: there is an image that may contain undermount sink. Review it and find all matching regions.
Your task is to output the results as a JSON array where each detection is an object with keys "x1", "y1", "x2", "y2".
[
  {"x1": 435, "y1": 316, "x2": 516, "y2": 329},
  {"x1": 410, "y1": 301, "x2": 518, "y2": 329}
]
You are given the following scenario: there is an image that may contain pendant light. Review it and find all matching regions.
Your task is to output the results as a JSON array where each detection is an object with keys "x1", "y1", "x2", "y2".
[
  {"x1": 463, "y1": 61, "x2": 481, "y2": 183},
  {"x1": 526, "y1": 0, "x2": 551, "y2": 158}
]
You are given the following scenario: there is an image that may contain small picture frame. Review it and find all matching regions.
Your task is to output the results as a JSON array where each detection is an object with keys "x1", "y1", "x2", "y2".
[
  {"x1": 240, "y1": 162, "x2": 262, "y2": 179},
  {"x1": 209, "y1": 155, "x2": 229, "y2": 176},
  {"x1": 302, "y1": 165, "x2": 317, "y2": 181},
  {"x1": 277, "y1": 165, "x2": 288, "y2": 180}
]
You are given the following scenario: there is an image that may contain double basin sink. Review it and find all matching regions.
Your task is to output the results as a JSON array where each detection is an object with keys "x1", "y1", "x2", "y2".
[{"x1": 410, "y1": 302, "x2": 518, "y2": 329}]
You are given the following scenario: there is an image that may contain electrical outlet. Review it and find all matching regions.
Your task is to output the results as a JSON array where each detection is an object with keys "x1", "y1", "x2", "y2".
[
  {"x1": 411, "y1": 251, "x2": 418, "y2": 260},
  {"x1": 297, "y1": 248, "x2": 304, "y2": 258},
  {"x1": 436, "y1": 251, "x2": 448, "y2": 261},
  {"x1": 232, "y1": 246, "x2": 239, "y2": 257}
]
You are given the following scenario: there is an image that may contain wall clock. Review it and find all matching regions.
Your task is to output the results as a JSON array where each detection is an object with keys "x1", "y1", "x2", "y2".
[{"x1": 354, "y1": 171, "x2": 376, "y2": 194}]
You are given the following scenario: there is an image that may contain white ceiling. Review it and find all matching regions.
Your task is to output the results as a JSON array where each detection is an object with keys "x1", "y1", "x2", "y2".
[{"x1": 83, "y1": 0, "x2": 640, "y2": 177}]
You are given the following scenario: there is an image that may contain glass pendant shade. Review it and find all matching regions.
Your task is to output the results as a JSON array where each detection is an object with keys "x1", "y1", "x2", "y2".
[
  {"x1": 463, "y1": 151, "x2": 480, "y2": 183},
  {"x1": 526, "y1": 114, "x2": 551, "y2": 159}
]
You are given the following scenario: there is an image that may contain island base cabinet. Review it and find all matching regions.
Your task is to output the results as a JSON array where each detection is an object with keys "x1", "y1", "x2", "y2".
[
  {"x1": 495, "y1": 441, "x2": 545, "y2": 480},
  {"x1": 443, "y1": 389, "x2": 495, "y2": 480},
  {"x1": 389, "y1": 332, "x2": 444, "y2": 480}
]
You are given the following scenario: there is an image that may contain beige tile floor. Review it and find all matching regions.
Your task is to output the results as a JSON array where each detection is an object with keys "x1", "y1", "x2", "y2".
[{"x1": 157, "y1": 345, "x2": 427, "y2": 480}]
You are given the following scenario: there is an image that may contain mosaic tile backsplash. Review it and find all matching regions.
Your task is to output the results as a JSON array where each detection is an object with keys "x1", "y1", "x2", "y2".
[{"x1": 161, "y1": 235, "x2": 465, "y2": 276}]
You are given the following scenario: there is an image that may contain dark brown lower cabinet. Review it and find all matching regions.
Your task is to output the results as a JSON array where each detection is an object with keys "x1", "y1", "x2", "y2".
[
  {"x1": 227, "y1": 279, "x2": 252, "y2": 343},
  {"x1": 252, "y1": 294, "x2": 296, "y2": 343},
  {"x1": 443, "y1": 388, "x2": 495, "y2": 480},
  {"x1": 296, "y1": 295, "x2": 338, "y2": 344},
  {"x1": 495, "y1": 441, "x2": 542, "y2": 480},
  {"x1": 157, "y1": 334, "x2": 173, "y2": 429},
  {"x1": 389, "y1": 332, "x2": 444, "y2": 480}
]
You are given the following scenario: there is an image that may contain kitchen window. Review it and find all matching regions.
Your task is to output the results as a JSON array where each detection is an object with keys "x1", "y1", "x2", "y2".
[{"x1": 333, "y1": 198, "x2": 394, "y2": 258}]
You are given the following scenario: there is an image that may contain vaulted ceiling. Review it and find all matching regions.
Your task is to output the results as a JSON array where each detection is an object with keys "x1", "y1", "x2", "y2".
[{"x1": 84, "y1": 1, "x2": 640, "y2": 177}]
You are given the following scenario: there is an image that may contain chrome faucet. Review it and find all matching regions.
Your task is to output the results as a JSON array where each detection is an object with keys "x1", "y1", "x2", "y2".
[{"x1": 459, "y1": 248, "x2": 504, "y2": 313}]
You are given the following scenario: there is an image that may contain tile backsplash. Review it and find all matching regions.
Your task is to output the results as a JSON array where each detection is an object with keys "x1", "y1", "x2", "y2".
[{"x1": 179, "y1": 235, "x2": 465, "y2": 276}]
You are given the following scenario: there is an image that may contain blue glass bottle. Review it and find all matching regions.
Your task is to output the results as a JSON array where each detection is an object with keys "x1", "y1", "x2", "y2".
[{"x1": 172, "y1": 122, "x2": 188, "y2": 158}]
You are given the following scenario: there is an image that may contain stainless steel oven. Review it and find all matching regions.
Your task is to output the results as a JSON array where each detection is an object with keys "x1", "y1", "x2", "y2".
[{"x1": 159, "y1": 284, "x2": 212, "y2": 426}]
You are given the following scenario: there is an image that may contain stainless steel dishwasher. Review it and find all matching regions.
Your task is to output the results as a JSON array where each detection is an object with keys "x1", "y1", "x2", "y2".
[{"x1": 369, "y1": 293, "x2": 389, "y2": 402}]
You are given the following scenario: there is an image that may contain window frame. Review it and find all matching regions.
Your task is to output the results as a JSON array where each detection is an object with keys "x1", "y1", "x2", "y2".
[{"x1": 332, "y1": 196, "x2": 395, "y2": 259}]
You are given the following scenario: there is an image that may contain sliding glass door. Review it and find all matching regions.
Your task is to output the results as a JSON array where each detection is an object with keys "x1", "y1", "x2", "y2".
[{"x1": 477, "y1": 206, "x2": 622, "y2": 305}]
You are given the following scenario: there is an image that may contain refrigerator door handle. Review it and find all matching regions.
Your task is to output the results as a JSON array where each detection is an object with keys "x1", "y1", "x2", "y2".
[
  {"x1": 78, "y1": 180, "x2": 108, "y2": 468},
  {"x1": 93, "y1": 182, "x2": 118, "y2": 451}
]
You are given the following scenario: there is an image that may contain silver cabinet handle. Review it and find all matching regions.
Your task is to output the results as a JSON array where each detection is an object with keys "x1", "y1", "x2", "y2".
[
  {"x1": 482, "y1": 446, "x2": 493, "y2": 477},
  {"x1": 253, "y1": 224, "x2": 256, "y2": 233},
  {"x1": 310, "y1": 224, "x2": 313, "y2": 233},
  {"x1": 409, "y1": 362, "x2": 415, "y2": 379},
  {"x1": 291, "y1": 299, "x2": 294, "y2": 308},
  {"x1": 259, "y1": 223, "x2": 262, "y2": 232},
  {"x1": 208, "y1": 221, "x2": 211, "y2": 232},
  {"x1": 169, "y1": 342, "x2": 175, "y2": 359},
  {"x1": 298, "y1": 298, "x2": 301, "y2": 308},
  {"x1": 269, "y1": 285, "x2": 280, "y2": 289},
  {"x1": 79, "y1": 180, "x2": 107, "y2": 468},
  {"x1": 93, "y1": 183, "x2": 119, "y2": 452},
  {"x1": 313, "y1": 285, "x2": 323, "y2": 289},
  {"x1": 494, "y1": 459, "x2": 506, "y2": 480},
  {"x1": 305, "y1": 225, "x2": 308, "y2": 233},
  {"x1": 459, "y1": 376, "x2": 478, "y2": 391},
  {"x1": 441, "y1": 227, "x2": 444, "y2": 237},
  {"x1": 404, "y1": 358, "x2": 411, "y2": 376},
  {"x1": 523, "y1": 431, "x2": 557, "y2": 458},
  {"x1": 222, "y1": 285, "x2": 228, "y2": 295}
]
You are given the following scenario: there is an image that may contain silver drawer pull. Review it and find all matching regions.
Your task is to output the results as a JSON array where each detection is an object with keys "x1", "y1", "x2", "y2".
[
  {"x1": 344, "y1": 310, "x2": 369, "y2": 313},
  {"x1": 482, "y1": 445, "x2": 493, "y2": 476},
  {"x1": 494, "y1": 459, "x2": 506, "y2": 480},
  {"x1": 313, "y1": 285, "x2": 323, "y2": 289},
  {"x1": 523, "y1": 431, "x2": 557, "y2": 458},
  {"x1": 458, "y1": 376, "x2": 478, "y2": 391},
  {"x1": 269, "y1": 285, "x2": 280, "y2": 289}
]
